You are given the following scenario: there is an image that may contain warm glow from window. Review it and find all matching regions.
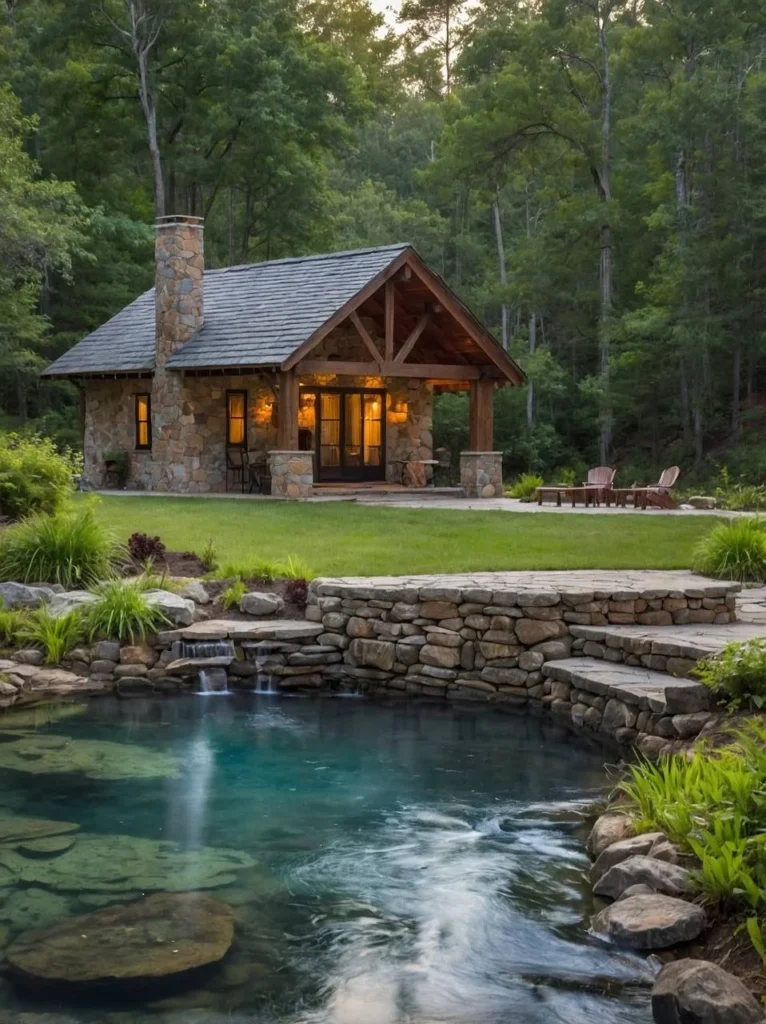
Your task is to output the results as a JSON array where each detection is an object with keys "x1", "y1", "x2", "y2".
[
  {"x1": 227, "y1": 392, "x2": 247, "y2": 446},
  {"x1": 136, "y1": 394, "x2": 151, "y2": 449}
]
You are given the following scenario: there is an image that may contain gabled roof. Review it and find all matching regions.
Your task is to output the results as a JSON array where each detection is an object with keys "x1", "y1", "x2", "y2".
[{"x1": 42, "y1": 242, "x2": 524, "y2": 384}]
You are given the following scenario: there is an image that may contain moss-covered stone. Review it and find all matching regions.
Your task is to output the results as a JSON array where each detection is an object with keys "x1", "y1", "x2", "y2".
[{"x1": 0, "y1": 734, "x2": 180, "y2": 780}]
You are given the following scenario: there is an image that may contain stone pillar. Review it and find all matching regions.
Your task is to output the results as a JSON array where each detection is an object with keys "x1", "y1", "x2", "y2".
[
  {"x1": 152, "y1": 215, "x2": 204, "y2": 490},
  {"x1": 269, "y1": 451, "x2": 314, "y2": 499},
  {"x1": 460, "y1": 452, "x2": 503, "y2": 498}
]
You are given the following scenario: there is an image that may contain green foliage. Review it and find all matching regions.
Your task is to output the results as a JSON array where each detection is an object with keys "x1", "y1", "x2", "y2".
[
  {"x1": 85, "y1": 578, "x2": 170, "y2": 643},
  {"x1": 0, "y1": 434, "x2": 78, "y2": 519},
  {"x1": 0, "y1": 608, "x2": 30, "y2": 647},
  {"x1": 744, "y1": 916, "x2": 766, "y2": 970},
  {"x1": 508, "y1": 473, "x2": 544, "y2": 500},
  {"x1": 216, "y1": 555, "x2": 314, "y2": 583},
  {"x1": 221, "y1": 578, "x2": 247, "y2": 611},
  {"x1": 618, "y1": 724, "x2": 766, "y2": 908},
  {"x1": 199, "y1": 538, "x2": 219, "y2": 574},
  {"x1": 694, "y1": 639, "x2": 766, "y2": 711},
  {"x1": 0, "y1": 503, "x2": 120, "y2": 588},
  {"x1": 19, "y1": 608, "x2": 83, "y2": 665},
  {"x1": 693, "y1": 518, "x2": 766, "y2": 583}
]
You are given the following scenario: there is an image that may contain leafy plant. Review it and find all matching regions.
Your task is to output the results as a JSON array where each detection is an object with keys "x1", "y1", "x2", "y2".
[
  {"x1": 693, "y1": 517, "x2": 766, "y2": 583},
  {"x1": 508, "y1": 473, "x2": 544, "y2": 501},
  {"x1": 0, "y1": 503, "x2": 121, "y2": 588},
  {"x1": 744, "y1": 917, "x2": 766, "y2": 969},
  {"x1": 0, "y1": 433, "x2": 78, "y2": 519},
  {"x1": 285, "y1": 577, "x2": 309, "y2": 607},
  {"x1": 694, "y1": 639, "x2": 766, "y2": 711},
  {"x1": 278, "y1": 555, "x2": 314, "y2": 581},
  {"x1": 0, "y1": 608, "x2": 29, "y2": 646},
  {"x1": 128, "y1": 532, "x2": 166, "y2": 562},
  {"x1": 19, "y1": 608, "x2": 83, "y2": 664},
  {"x1": 85, "y1": 578, "x2": 170, "y2": 643},
  {"x1": 221, "y1": 578, "x2": 247, "y2": 611},
  {"x1": 199, "y1": 538, "x2": 219, "y2": 573}
]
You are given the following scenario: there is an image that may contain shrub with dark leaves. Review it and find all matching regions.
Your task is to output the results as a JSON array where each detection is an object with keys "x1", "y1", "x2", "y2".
[
  {"x1": 128, "y1": 532, "x2": 166, "y2": 563},
  {"x1": 285, "y1": 577, "x2": 308, "y2": 608}
]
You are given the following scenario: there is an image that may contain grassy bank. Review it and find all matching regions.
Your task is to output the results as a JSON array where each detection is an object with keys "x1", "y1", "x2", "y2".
[{"x1": 74, "y1": 495, "x2": 718, "y2": 577}]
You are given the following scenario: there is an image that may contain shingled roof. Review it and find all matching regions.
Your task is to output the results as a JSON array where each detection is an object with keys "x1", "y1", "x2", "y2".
[{"x1": 43, "y1": 244, "x2": 411, "y2": 378}]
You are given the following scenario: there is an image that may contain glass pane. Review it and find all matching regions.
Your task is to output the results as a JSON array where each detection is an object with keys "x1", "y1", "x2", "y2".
[
  {"x1": 320, "y1": 393, "x2": 340, "y2": 468},
  {"x1": 228, "y1": 393, "x2": 246, "y2": 445},
  {"x1": 137, "y1": 421, "x2": 149, "y2": 448},
  {"x1": 363, "y1": 393, "x2": 382, "y2": 467},
  {"x1": 344, "y1": 393, "x2": 362, "y2": 466},
  {"x1": 137, "y1": 396, "x2": 149, "y2": 422}
]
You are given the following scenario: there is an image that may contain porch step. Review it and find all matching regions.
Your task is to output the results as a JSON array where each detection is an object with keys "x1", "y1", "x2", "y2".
[
  {"x1": 541, "y1": 658, "x2": 709, "y2": 715},
  {"x1": 569, "y1": 621, "x2": 766, "y2": 676},
  {"x1": 311, "y1": 486, "x2": 467, "y2": 500}
]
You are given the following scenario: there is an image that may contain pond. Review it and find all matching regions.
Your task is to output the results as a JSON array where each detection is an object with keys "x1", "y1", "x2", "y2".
[{"x1": 0, "y1": 695, "x2": 653, "y2": 1024}]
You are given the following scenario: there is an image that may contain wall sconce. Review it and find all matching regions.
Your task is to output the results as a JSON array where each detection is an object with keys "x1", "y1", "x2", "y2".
[
  {"x1": 388, "y1": 400, "x2": 408, "y2": 425},
  {"x1": 254, "y1": 396, "x2": 275, "y2": 427},
  {"x1": 298, "y1": 391, "x2": 316, "y2": 429}
]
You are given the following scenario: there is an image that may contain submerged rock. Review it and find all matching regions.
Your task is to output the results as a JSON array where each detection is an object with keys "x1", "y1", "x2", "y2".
[
  {"x1": 0, "y1": 702, "x2": 86, "y2": 730},
  {"x1": 6, "y1": 892, "x2": 234, "y2": 989},
  {"x1": 0, "y1": 815, "x2": 79, "y2": 846},
  {"x1": 652, "y1": 958, "x2": 764, "y2": 1023},
  {"x1": 594, "y1": 855, "x2": 693, "y2": 900},
  {"x1": 0, "y1": 886, "x2": 75, "y2": 933},
  {"x1": 0, "y1": 733, "x2": 180, "y2": 780},
  {"x1": 592, "y1": 893, "x2": 705, "y2": 950},
  {"x1": 0, "y1": 832, "x2": 255, "y2": 894}
]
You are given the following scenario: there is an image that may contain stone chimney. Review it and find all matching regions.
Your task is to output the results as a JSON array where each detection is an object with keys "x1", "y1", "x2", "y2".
[{"x1": 154, "y1": 215, "x2": 204, "y2": 368}]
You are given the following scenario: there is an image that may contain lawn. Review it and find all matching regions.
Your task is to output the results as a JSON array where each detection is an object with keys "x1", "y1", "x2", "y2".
[{"x1": 75, "y1": 494, "x2": 718, "y2": 577}]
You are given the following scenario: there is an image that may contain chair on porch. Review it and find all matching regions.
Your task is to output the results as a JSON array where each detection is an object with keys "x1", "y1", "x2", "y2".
[{"x1": 225, "y1": 449, "x2": 248, "y2": 493}]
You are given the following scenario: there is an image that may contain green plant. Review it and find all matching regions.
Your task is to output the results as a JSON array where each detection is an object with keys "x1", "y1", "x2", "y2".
[
  {"x1": 0, "y1": 503, "x2": 121, "y2": 588},
  {"x1": 0, "y1": 433, "x2": 78, "y2": 519},
  {"x1": 199, "y1": 538, "x2": 219, "y2": 573},
  {"x1": 221, "y1": 578, "x2": 247, "y2": 610},
  {"x1": 693, "y1": 517, "x2": 766, "y2": 583},
  {"x1": 0, "y1": 608, "x2": 29, "y2": 646},
  {"x1": 508, "y1": 473, "x2": 544, "y2": 501},
  {"x1": 744, "y1": 917, "x2": 766, "y2": 969},
  {"x1": 215, "y1": 555, "x2": 313, "y2": 583},
  {"x1": 277, "y1": 555, "x2": 314, "y2": 580},
  {"x1": 694, "y1": 639, "x2": 766, "y2": 711},
  {"x1": 85, "y1": 578, "x2": 170, "y2": 643},
  {"x1": 19, "y1": 608, "x2": 83, "y2": 664}
]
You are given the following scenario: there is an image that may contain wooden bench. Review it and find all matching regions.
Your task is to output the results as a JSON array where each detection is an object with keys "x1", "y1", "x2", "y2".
[{"x1": 536, "y1": 486, "x2": 603, "y2": 507}]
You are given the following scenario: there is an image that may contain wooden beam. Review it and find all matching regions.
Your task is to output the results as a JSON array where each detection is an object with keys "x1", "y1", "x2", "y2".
[
  {"x1": 385, "y1": 280, "x2": 395, "y2": 362},
  {"x1": 277, "y1": 368, "x2": 299, "y2": 449},
  {"x1": 349, "y1": 311, "x2": 383, "y2": 367},
  {"x1": 298, "y1": 359, "x2": 494, "y2": 380},
  {"x1": 468, "y1": 379, "x2": 494, "y2": 450},
  {"x1": 393, "y1": 312, "x2": 430, "y2": 364}
]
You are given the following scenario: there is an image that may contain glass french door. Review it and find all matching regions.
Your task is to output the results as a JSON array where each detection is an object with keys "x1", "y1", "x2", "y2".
[{"x1": 315, "y1": 389, "x2": 385, "y2": 481}]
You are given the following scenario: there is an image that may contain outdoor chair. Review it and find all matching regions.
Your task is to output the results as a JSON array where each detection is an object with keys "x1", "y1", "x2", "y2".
[
  {"x1": 583, "y1": 466, "x2": 616, "y2": 503},
  {"x1": 225, "y1": 449, "x2": 247, "y2": 493},
  {"x1": 613, "y1": 466, "x2": 681, "y2": 509}
]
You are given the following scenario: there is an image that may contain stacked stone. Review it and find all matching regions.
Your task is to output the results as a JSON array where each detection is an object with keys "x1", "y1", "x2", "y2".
[{"x1": 269, "y1": 452, "x2": 315, "y2": 500}]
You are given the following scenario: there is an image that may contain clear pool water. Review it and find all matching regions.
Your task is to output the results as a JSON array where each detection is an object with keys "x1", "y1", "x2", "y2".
[{"x1": 0, "y1": 695, "x2": 653, "y2": 1024}]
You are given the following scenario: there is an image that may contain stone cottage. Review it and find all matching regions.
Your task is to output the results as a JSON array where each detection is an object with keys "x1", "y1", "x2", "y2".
[{"x1": 43, "y1": 216, "x2": 524, "y2": 498}]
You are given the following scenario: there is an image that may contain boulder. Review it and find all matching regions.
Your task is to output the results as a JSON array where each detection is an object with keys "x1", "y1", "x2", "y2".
[
  {"x1": 6, "y1": 892, "x2": 234, "y2": 990},
  {"x1": 348, "y1": 638, "x2": 396, "y2": 672},
  {"x1": 515, "y1": 619, "x2": 567, "y2": 646},
  {"x1": 590, "y1": 832, "x2": 666, "y2": 882},
  {"x1": 594, "y1": 855, "x2": 693, "y2": 900},
  {"x1": 652, "y1": 959, "x2": 764, "y2": 1023},
  {"x1": 592, "y1": 894, "x2": 705, "y2": 950},
  {"x1": 48, "y1": 591, "x2": 98, "y2": 618},
  {"x1": 93, "y1": 640, "x2": 121, "y2": 663},
  {"x1": 143, "y1": 590, "x2": 195, "y2": 626},
  {"x1": 0, "y1": 816, "x2": 79, "y2": 845},
  {"x1": 13, "y1": 649, "x2": 44, "y2": 666},
  {"x1": 239, "y1": 592, "x2": 284, "y2": 617},
  {"x1": 179, "y1": 581, "x2": 210, "y2": 605},
  {"x1": 119, "y1": 644, "x2": 157, "y2": 667},
  {"x1": 687, "y1": 496, "x2": 718, "y2": 510},
  {"x1": 0, "y1": 583, "x2": 54, "y2": 610},
  {"x1": 587, "y1": 812, "x2": 634, "y2": 857}
]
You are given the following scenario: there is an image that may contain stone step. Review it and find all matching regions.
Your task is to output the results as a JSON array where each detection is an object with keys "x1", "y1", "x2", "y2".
[
  {"x1": 569, "y1": 621, "x2": 766, "y2": 676},
  {"x1": 541, "y1": 658, "x2": 709, "y2": 714},
  {"x1": 178, "y1": 620, "x2": 324, "y2": 643}
]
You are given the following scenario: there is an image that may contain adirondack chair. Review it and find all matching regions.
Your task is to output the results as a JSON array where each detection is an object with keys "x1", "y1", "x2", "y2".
[
  {"x1": 583, "y1": 466, "x2": 616, "y2": 503},
  {"x1": 627, "y1": 466, "x2": 681, "y2": 509}
]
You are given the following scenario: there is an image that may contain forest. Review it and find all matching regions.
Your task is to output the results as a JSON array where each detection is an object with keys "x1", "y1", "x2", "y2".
[{"x1": 1, "y1": 0, "x2": 765, "y2": 485}]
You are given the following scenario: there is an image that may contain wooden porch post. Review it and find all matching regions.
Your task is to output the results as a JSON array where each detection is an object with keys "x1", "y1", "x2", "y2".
[
  {"x1": 277, "y1": 369, "x2": 299, "y2": 450},
  {"x1": 468, "y1": 379, "x2": 494, "y2": 450}
]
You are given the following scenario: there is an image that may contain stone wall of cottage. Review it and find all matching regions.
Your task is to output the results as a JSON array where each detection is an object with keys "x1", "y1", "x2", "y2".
[{"x1": 81, "y1": 320, "x2": 434, "y2": 492}]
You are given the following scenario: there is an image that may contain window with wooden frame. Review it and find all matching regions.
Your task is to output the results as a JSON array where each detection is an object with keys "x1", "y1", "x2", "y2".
[
  {"x1": 135, "y1": 394, "x2": 152, "y2": 450},
  {"x1": 226, "y1": 390, "x2": 247, "y2": 447}
]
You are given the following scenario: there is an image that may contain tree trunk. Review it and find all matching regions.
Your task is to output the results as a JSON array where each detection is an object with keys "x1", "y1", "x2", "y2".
[
  {"x1": 732, "y1": 344, "x2": 741, "y2": 436},
  {"x1": 527, "y1": 313, "x2": 536, "y2": 432},
  {"x1": 596, "y1": 7, "x2": 613, "y2": 464},
  {"x1": 679, "y1": 356, "x2": 692, "y2": 444},
  {"x1": 492, "y1": 195, "x2": 508, "y2": 350}
]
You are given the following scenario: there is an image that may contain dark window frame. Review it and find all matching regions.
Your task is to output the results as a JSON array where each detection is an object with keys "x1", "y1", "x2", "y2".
[
  {"x1": 226, "y1": 389, "x2": 248, "y2": 448},
  {"x1": 135, "y1": 393, "x2": 152, "y2": 450}
]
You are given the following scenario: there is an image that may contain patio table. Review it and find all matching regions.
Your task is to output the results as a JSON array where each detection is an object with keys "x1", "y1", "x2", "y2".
[{"x1": 535, "y1": 485, "x2": 603, "y2": 508}]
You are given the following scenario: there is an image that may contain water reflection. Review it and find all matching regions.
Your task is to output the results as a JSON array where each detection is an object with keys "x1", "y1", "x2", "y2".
[{"x1": 0, "y1": 696, "x2": 653, "y2": 1023}]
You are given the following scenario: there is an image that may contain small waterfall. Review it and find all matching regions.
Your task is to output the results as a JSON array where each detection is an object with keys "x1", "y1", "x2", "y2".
[
  {"x1": 196, "y1": 668, "x2": 230, "y2": 696},
  {"x1": 182, "y1": 640, "x2": 235, "y2": 660},
  {"x1": 254, "y1": 654, "x2": 276, "y2": 695}
]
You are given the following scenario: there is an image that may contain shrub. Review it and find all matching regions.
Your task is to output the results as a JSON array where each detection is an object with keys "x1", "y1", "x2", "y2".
[
  {"x1": 0, "y1": 504, "x2": 121, "y2": 588},
  {"x1": 618, "y1": 723, "x2": 766, "y2": 908},
  {"x1": 221, "y1": 578, "x2": 247, "y2": 611},
  {"x1": 692, "y1": 517, "x2": 766, "y2": 583},
  {"x1": 19, "y1": 608, "x2": 83, "y2": 664},
  {"x1": 0, "y1": 433, "x2": 78, "y2": 519},
  {"x1": 85, "y1": 578, "x2": 170, "y2": 643},
  {"x1": 0, "y1": 608, "x2": 29, "y2": 646},
  {"x1": 199, "y1": 538, "x2": 219, "y2": 573},
  {"x1": 128, "y1": 532, "x2": 166, "y2": 562},
  {"x1": 720, "y1": 484, "x2": 766, "y2": 512},
  {"x1": 285, "y1": 577, "x2": 309, "y2": 608},
  {"x1": 693, "y1": 639, "x2": 766, "y2": 711},
  {"x1": 508, "y1": 473, "x2": 544, "y2": 501}
]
